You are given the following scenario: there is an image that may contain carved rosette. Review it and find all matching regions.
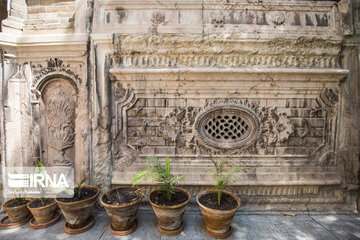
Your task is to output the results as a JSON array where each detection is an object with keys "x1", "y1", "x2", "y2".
[
  {"x1": 159, "y1": 100, "x2": 295, "y2": 153},
  {"x1": 46, "y1": 87, "x2": 75, "y2": 166}
]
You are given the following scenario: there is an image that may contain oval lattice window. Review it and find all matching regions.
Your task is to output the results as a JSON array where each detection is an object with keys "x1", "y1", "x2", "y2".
[{"x1": 193, "y1": 105, "x2": 260, "y2": 151}]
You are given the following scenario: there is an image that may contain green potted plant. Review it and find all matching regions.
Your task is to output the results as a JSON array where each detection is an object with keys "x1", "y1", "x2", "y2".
[
  {"x1": 27, "y1": 160, "x2": 59, "y2": 229},
  {"x1": 0, "y1": 165, "x2": 32, "y2": 229},
  {"x1": 100, "y1": 186, "x2": 144, "y2": 236},
  {"x1": 132, "y1": 156, "x2": 190, "y2": 236},
  {"x1": 1, "y1": 187, "x2": 32, "y2": 228},
  {"x1": 196, "y1": 159, "x2": 242, "y2": 239},
  {"x1": 55, "y1": 177, "x2": 100, "y2": 234}
]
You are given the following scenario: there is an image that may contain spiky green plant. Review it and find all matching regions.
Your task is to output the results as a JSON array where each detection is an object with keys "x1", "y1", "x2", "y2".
[
  {"x1": 12, "y1": 165, "x2": 26, "y2": 206},
  {"x1": 34, "y1": 160, "x2": 47, "y2": 205},
  {"x1": 76, "y1": 177, "x2": 89, "y2": 199},
  {"x1": 132, "y1": 156, "x2": 186, "y2": 201},
  {"x1": 211, "y1": 159, "x2": 243, "y2": 205}
]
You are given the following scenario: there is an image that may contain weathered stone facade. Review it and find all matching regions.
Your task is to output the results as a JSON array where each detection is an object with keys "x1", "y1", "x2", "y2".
[{"x1": 0, "y1": 0, "x2": 359, "y2": 212}]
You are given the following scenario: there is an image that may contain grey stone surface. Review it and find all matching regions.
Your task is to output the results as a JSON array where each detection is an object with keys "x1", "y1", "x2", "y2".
[{"x1": 0, "y1": 210, "x2": 359, "y2": 240}]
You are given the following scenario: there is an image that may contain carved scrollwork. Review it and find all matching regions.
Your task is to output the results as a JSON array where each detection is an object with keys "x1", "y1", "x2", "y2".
[
  {"x1": 111, "y1": 82, "x2": 138, "y2": 170},
  {"x1": 46, "y1": 87, "x2": 76, "y2": 166},
  {"x1": 159, "y1": 100, "x2": 295, "y2": 153},
  {"x1": 32, "y1": 58, "x2": 82, "y2": 90},
  {"x1": 258, "y1": 108, "x2": 295, "y2": 148}
]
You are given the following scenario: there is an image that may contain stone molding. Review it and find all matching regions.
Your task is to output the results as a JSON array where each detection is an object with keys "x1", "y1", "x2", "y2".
[
  {"x1": 93, "y1": 0, "x2": 339, "y2": 37},
  {"x1": 158, "y1": 100, "x2": 294, "y2": 153},
  {"x1": 111, "y1": 35, "x2": 342, "y2": 69}
]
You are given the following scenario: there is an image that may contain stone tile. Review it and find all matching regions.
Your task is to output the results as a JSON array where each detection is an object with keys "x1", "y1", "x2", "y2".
[
  {"x1": 265, "y1": 215, "x2": 337, "y2": 240},
  {"x1": 311, "y1": 214, "x2": 360, "y2": 240}
]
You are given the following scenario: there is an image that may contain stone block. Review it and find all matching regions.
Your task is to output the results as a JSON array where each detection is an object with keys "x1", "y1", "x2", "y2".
[
  {"x1": 146, "y1": 99, "x2": 166, "y2": 107},
  {"x1": 140, "y1": 147, "x2": 156, "y2": 155},
  {"x1": 27, "y1": 6, "x2": 46, "y2": 14},
  {"x1": 166, "y1": 99, "x2": 187, "y2": 107},
  {"x1": 156, "y1": 146, "x2": 176, "y2": 155}
]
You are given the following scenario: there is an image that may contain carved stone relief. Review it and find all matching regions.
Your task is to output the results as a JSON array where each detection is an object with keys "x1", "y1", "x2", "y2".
[
  {"x1": 39, "y1": 79, "x2": 77, "y2": 167},
  {"x1": 46, "y1": 87, "x2": 76, "y2": 166},
  {"x1": 111, "y1": 82, "x2": 138, "y2": 170},
  {"x1": 310, "y1": 88, "x2": 339, "y2": 166},
  {"x1": 159, "y1": 100, "x2": 294, "y2": 154},
  {"x1": 32, "y1": 58, "x2": 82, "y2": 90}
]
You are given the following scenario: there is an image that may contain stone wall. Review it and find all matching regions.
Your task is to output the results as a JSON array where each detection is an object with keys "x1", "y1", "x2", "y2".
[{"x1": 0, "y1": 0, "x2": 359, "y2": 212}]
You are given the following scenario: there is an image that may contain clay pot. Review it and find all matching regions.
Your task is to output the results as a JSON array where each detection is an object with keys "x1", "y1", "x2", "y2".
[
  {"x1": 100, "y1": 186, "x2": 143, "y2": 235},
  {"x1": 2, "y1": 199, "x2": 31, "y2": 223},
  {"x1": 55, "y1": 185, "x2": 100, "y2": 229},
  {"x1": 27, "y1": 199, "x2": 57, "y2": 224},
  {"x1": 196, "y1": 189, "x2": 241, "y2": 238},
  {"x1": 149, "y1": 188, "x2": 190, "y2": 236}
]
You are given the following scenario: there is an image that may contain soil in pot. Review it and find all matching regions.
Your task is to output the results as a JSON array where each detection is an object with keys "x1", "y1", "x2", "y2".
[
  {"x1": 199, "y1": 192, "x2": 238, "y2": 210},
  {"x1": 57, "y1": 187, "x2": 97, "y2": 202},
  {"x1": 55, "y1": 185, "x2": 99, "y2": 234},
  {"x1": 28, "y1": 199, "x2": 54, "y2": 208},
  {"x1": 102, "y1": 187, "x2": 140, "y2": 205},
  {"x1": 4, "y1": 200, "x2": 30, "y2": 208},
  {"x1": 150, "y1": 190, "x2": 188, "y2": 206},
  {"x1": 101, "y1": 187, "x2": 143, "y2": 235}
]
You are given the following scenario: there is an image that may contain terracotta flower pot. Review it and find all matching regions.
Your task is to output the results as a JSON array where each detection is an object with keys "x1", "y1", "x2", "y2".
[
  {"x1": 55, "y1": 185, "x2": 100, "y2": 231},
  {"x1": 100, "y1": 186, "x2": 143, "y2": 235},
  {"x1": 149, "y1": 188, "x2": 190, "y2": 236},
  {"x1": 27, "y1": 199, "x2": 57, "y2": 224},
  {"x1": 2, "y1": 199, "x2": 31, "y2": 223},
  {"x1": 196, "y1": 189, "x2": 241, "y2": 238}
]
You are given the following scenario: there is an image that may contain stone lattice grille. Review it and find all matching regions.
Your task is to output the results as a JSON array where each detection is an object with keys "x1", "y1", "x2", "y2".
[{"x1": 204, "y1": 115, "x2": 250, "y2": 142}]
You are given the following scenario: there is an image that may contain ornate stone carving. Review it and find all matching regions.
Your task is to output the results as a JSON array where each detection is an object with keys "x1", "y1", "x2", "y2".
[
  {"x1": 258, "y1": 108, "x2": 295, "y2": 148},
  {"x1": 32, "y1": 58, "x2": 81, "y2": 89},
  {"x1": 30, "y1": 89, "x2": 41, "y2": 162},
  {"x1": 151, "y1": 12, "x2": 165, "y2": 25},
  {"x1": 270, "y1": 12, "x2": 286, "y2": 26},
  {"x1": 319, "y1": 151, "x2": 337, "y2": 166},
  {"x1": 112, "y1": 35, "x2": 341, "y2": 69},
  {"x1": 159, "y1": 108, "x2": 185, "y2": 142},
  {"x1": 211, "y1": 12, "x2": 226, "y2": 25},
  {"x1": 311, "y1": 88, "x2": 339, "y2": 164},
  {"x1": 46, "y1": 87, "x2": 76, "y2": 166},
  {"x1": 193, "y1": 100, "x2": 261, "y2": 151},
  {"x1": 159, "y1": 100, "x2": 294, "y2": 153},
  {"x1": 111, "y1": 82, "x2": 138, "y2": 170}
]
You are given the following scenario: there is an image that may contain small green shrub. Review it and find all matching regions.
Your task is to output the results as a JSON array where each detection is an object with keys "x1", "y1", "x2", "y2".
[
  {"x1": 76, "y1": 177, "x2": 89, "y2": 199},
  {"x1": 211, "y1": 159, "x2": 243, "y2": 205},
  {"x1": 132, "y1": 156, "x2": 187, "y2": 201},
  {"x1": 34, "y1": 160, "x2": 46, "y2": 205}
]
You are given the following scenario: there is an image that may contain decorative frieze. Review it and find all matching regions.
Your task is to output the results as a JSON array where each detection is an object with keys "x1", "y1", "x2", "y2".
[
  {"x1": 159, "y1": 100, "x2": 294, "y2": 154},
  {"x1": 93, "y1": 0, "x2": 339, "y2": 37},
  {"x1": 111, "y1": 35, "x2": 341, "y2": 69}
]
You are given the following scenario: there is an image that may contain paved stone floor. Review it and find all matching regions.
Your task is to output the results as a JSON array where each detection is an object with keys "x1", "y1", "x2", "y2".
[{"x1": 0, "y1": 209, "x2": 359, "y2": 240}]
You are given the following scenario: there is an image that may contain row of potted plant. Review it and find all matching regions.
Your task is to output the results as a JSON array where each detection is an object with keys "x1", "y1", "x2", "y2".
[{"x1": 0, "y1": 157, "x2": 242, "y2": 238}]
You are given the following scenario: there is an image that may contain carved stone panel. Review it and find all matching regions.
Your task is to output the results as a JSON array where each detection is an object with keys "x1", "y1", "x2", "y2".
[{"x1": 40, "y1": 79, "x2": 77, "y2": 166}]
